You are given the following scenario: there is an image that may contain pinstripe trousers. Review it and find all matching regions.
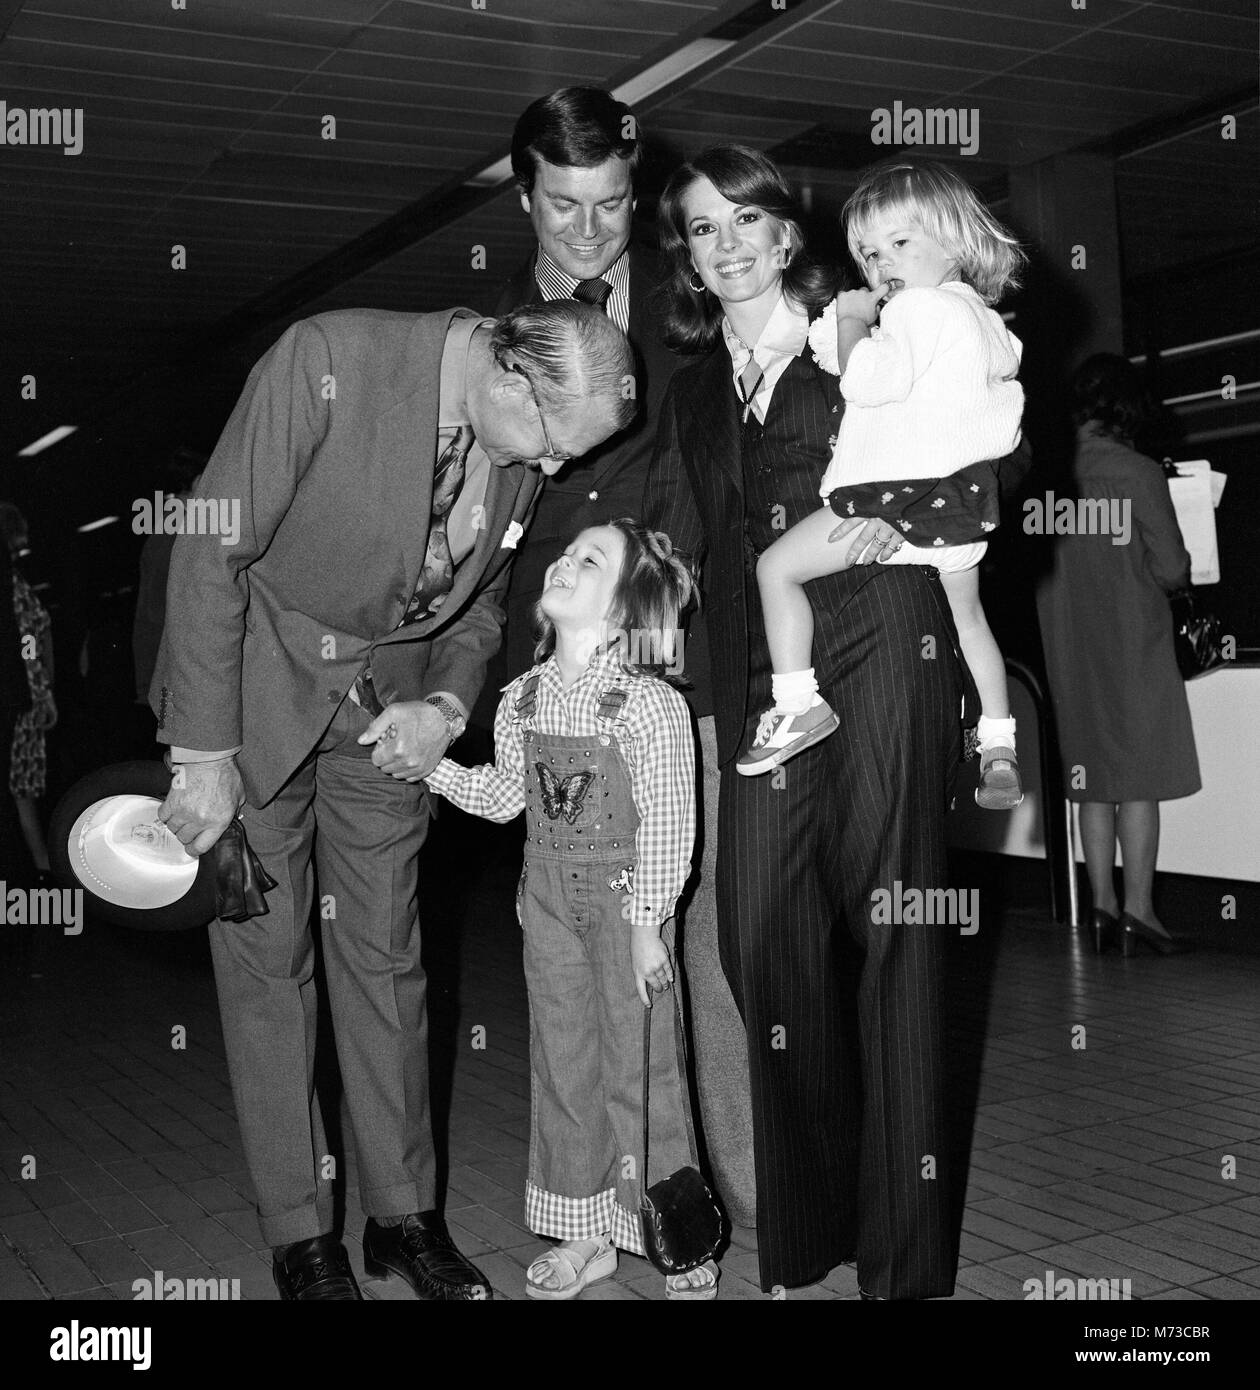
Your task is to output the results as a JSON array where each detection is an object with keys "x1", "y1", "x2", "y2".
[{"x1": 717, "y1": 566, "x2": 962, "y2": 1298}]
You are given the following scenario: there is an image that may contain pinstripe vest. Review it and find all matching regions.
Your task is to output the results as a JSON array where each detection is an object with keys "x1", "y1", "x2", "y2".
[{"x1": 739, "y1": 352, "x2": 844, "y2": 636}]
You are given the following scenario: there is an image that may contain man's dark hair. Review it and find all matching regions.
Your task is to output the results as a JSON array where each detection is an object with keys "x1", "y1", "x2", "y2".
[{"x1": 511, "y1": 86, "x2": 642, "y2": 196}]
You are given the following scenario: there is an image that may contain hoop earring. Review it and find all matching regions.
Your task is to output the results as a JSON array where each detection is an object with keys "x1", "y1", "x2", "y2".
[{"x1": 688, "y1": 272, "x2": 707, "y2": 293}]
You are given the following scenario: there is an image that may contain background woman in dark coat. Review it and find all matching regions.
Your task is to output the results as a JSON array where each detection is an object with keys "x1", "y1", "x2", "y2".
[{"x1": 1036, "y1": 354, "x2": 1201, "y2": 956}]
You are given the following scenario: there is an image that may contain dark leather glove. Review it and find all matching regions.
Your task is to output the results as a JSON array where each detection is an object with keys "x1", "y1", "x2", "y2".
[{"x1": 211, "y1": 818, "x2": 278, "y2": 922}]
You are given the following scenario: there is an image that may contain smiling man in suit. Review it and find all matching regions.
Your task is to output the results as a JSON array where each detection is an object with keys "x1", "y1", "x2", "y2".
[
  {"x1": 151, "y1": 299, "x2": 633, "y2": 1301},
  {"x1": 490, "y1": 87, "x2": 700, "y2": 690}
]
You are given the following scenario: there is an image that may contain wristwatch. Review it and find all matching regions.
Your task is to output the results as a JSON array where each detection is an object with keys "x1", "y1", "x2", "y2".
[{"x1": 424, "y1": 694, "x2": 467, "y2": 742}]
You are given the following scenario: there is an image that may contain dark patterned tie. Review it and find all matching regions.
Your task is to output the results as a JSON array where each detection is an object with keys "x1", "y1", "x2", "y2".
[
  {"x1": 571, "y1": 278, "x2": 613, "y2": 312},
  {"x1": 403, "y1": 423, "x2": 475, "y2": 624},
  {"x1": 351, "y1": 424, "x2": 474, "y2": 717}
]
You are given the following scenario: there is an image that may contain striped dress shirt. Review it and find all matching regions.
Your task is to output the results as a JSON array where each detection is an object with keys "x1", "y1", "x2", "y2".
[
  {"x1": 534, "y1": 249, "x2": 631, "y2": 335},
  {"x1": 425, "y1": 648, "x2": 695, "y2": 929}
]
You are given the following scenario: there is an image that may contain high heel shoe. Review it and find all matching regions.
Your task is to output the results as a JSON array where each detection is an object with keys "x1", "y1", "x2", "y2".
[
  {"x1": 1085, "y1": 908, "x2": 1119, "y2": 955},
  {"x1": 1119, "y1": 912, "x2": 1195, "y2": 958}
]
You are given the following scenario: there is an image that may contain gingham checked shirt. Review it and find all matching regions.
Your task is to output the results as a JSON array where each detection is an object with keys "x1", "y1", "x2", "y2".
[{"x1": 425, "y1": 649, "x2": 695, "y2": 930}]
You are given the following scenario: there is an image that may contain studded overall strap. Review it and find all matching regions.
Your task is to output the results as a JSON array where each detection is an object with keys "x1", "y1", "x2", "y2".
[
  {"x1": 595, "y1": 686, "x2": 629, "y2": 723},
  {"x1": 513, "y1": 672, "x2": 543, "y2": 722}
]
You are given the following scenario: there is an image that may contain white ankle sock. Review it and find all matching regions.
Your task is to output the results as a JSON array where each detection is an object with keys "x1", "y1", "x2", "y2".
[
  {"x1": 976, "y1": 714, "x2": 1016, "y2": 754},
  {"x1": 772, "y1": 668, "x2": 818, "y2": 715}
]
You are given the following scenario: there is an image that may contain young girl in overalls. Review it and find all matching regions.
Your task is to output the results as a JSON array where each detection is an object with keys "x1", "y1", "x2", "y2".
[{"x1": 424, "y1": 518, "x2": 719, "y2": 1300}]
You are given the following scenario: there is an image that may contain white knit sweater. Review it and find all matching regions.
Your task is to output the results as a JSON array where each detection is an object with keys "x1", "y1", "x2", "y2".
[{"x1": 809, "y1": 281, "x2": 1023, "y2": 496}]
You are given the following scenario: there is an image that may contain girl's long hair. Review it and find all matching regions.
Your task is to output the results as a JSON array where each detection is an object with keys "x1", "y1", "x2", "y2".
[
  {"x1": 655, "y1": 145, "x2": 842, "y2": 355},
  {"x1": 532, "y1": 519, "x2": 695, "y2": 683}
]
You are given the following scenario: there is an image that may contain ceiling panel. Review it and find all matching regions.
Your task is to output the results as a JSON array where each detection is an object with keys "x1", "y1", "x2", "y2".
[
  {"x1": 377, "y1": 0, "x2": 715, "y2": 33},
  {"x1": 6, "y1": 12, "x2": 337, "y2": 71},
  {"x1": 1105, "y1": 5, "x2": 1258, "y2": 46},
  {"x1": 1008, "y1": 43, "x2": 1231, "y2": 95},
  {"x1": 0, "y1": 0, "x2": 1254, "y2": 503},
  {"x1": 40, "y1": 0, "x2": 374, "y2": 40}
]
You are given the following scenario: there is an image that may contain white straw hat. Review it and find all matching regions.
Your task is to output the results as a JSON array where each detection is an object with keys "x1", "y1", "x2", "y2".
[{"x1": 50, "y1": 761, "x2": 218, "y2": 930}]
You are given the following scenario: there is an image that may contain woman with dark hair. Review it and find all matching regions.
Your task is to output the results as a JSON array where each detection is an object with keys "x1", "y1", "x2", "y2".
[
  {"x1": 1036, "y1": 354, "x2": 1200, "y2": 956},
  {"x1": 654, "y1": 146, "x2": 840, "y2": 353},
  {"x1": 645, "y1": 146, "x2": 1025, "y2": 1298}
]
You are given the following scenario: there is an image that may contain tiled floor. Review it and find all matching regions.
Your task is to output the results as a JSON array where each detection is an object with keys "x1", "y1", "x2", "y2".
[{"x1": 2, "y1": 821, "x2": 1258, "y2": 1301}]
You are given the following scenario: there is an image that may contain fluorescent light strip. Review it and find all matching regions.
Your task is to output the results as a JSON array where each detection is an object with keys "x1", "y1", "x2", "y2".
[
  {"x1": 464, "y1": 37, "x2": 734, "y2": 189},
  {"x1": 77, "y1": 516, "x2": 119, "y2": 534},
  {"x1": 17, "y1": 424, "x2": 77, "y2": 457},
  {"x1": 466, "y1": 154, "x2": 513, "y2": 188},
  {"x1": 613, "y1": 37, "x2": 733, "y2": 106},
  {"x1": 1164, "y1": 381, "x2": 1259, "y2": 407}
]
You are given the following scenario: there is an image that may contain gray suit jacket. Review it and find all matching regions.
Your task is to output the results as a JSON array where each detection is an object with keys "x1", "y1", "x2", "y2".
[{"x1": 152, "y1": 307, "x2": 541, "y2": 807}]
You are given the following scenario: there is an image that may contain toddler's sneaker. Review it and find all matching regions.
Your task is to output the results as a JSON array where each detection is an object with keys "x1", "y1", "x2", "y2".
[
  {"x1": 975, "y1": 745, "x2": 1023, "y2": 810},
  {"x1": 737, "y1": 699, "x2": 839, "y2": 776}
]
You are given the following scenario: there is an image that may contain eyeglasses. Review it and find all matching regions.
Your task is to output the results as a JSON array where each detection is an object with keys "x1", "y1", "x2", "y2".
[{"x1": 508, "y1": 362, "x2": 573, "y2": 467}]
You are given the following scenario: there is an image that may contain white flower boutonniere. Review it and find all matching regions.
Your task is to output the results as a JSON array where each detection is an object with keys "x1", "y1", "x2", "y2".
[{"x1": 501, "y1": 521, "x2": 524, "y2": 550}]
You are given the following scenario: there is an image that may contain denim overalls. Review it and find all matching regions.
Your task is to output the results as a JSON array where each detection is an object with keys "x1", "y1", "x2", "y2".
[{"x1": 512, "y1": 671, "x2": 697, "y2": 1252}]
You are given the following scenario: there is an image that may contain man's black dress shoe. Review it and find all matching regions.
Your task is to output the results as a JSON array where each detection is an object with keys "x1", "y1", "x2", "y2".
[
  {"x1": 273, "y1": 1234, "x2": 363, "y2": 1301},
  {"x1": 363, "y1": 1211, "x2": 492, "y2": 1300}
]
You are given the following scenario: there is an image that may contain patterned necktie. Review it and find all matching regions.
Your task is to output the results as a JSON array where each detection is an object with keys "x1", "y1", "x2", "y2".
[
  {"x1": 403, "y1": 423, "x2": 475, "y2": 625},
  {"x1": 350, "y1": 425, "x2": 475, "y2": 718},
  {"x1": 737, "y1": 355, "x2": 764, "y2": 423},
  {"x1": 571, "y1": 278, "x2": 613, "y2": 312}
]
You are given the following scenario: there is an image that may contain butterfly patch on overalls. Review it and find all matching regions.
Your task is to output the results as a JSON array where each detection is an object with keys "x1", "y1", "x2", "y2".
[
  {"x1": 528, "y1": 681, "x2": 632, "y2": 825},
  {"x1": 535, "y1": 763, "x2": 593, "y2": 823},
  {"x1": 511, "y1": 670, "x2": 596, "y2": 825}
]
